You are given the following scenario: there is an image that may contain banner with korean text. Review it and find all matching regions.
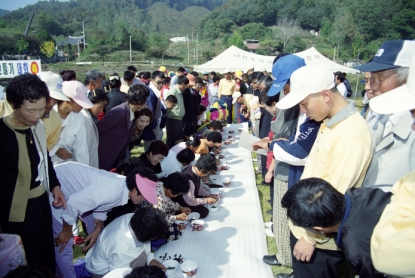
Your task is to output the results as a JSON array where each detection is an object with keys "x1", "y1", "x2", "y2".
[{"x1": 0, "y1": 60, "x2": 42, "y2": 78}]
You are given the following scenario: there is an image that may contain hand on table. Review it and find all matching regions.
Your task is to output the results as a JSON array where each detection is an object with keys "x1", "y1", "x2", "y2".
[
  {"x1": 181, "y1": 207, "x2": 191, "y2": 214},
  {"x1": 51, "y1": 186, "x2": 66, "y2": 209},
  {"x1": 293, "y1": 236, "x2": 315, "y2": 262},
  {"x1": 176, "y1": 213, "x2": 188, "y2": 221},
  {"x1": 149, "y1": 259, "x2": 166, "y2": 272},
  {"x1": 206, "y1": 197, "x2": 217, "y2": 204},
  {"x1": 55, "y1": 148, "x2": 73, "y2": 160}
]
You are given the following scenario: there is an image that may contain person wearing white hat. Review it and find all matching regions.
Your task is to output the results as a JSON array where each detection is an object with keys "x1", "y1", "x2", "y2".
[
  {"x1": 368, "y1": 55, "x2": 415, "y2": 277},
  {"x1": 50, "y1": 81, "x2": 93, "y2": 166},
  {"x1": 354, "y1": 40, "x2": 415, "y2": 191},
  {"x1": 0, "y1": 71, "x2": 70, "y2": 151},
  {"x1": 218, "y1": 68, "x2": 236, "y2": 123},
  {"x1": 276, "y1": 64, "x2": 373, "y2": 278}
]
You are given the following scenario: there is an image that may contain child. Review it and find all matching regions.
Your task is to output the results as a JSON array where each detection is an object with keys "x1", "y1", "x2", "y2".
[{"x1": 238, "y1": 105, "x2": 251, "y2": 129}]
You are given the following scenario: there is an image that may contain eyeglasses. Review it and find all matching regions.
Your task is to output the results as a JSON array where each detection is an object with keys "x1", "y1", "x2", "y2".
[
  {"x1": 369, "y1": 70, "x2": 397, "y2": 85},
  {"x1": 153, "y1": 80, "x2": 163, "y2": 85}
]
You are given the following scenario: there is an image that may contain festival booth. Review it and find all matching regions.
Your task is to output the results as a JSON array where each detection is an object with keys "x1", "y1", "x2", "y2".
[{"x1": 194, "y1": 46, "x2": 359, "y2": 74}]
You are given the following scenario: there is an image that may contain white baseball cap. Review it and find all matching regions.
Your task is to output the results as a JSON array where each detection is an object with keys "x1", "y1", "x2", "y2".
[
  {"x1": 370, "y1": 55, "x2": 415, "y2": 114},
  {"x1": 277, "y1": 64, "x2": 335, "y2": 109},
  {"x1": 37, "y1": 71, "x2": 70, "y2": 101},
  {"x1": 232, "y1": 91, "x2": 242, "y2": 104},
  {"x1": 223, "y1": 68, "x2": 231, "y2": 74},
  {"x1": 62, "y1": 81, "x2": 93, "y2": 108}
]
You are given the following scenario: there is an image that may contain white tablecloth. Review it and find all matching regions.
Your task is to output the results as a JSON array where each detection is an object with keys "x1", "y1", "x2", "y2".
[{"x1": 155, "y1": 123, "x2": 273, "y2": 278}]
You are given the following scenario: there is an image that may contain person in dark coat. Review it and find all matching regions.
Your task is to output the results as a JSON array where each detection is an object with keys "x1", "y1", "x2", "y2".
[
  {"x1": 105, "y1": 74, "x2": 127, "y2": 113},
  {"x1": 281, "y1": 178, "x2": 391, "y2": 278},
  {"x1": 96, "y1": 84, "x2": 150, "y2": 171},
  {"x1": 138, "y1": 140, "x2": 169, "y2": 175}
]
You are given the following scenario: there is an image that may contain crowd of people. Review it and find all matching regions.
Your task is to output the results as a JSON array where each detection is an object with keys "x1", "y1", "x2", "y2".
[{"x1": 0, "y1": 38, "x2": 414, "y2": 278}]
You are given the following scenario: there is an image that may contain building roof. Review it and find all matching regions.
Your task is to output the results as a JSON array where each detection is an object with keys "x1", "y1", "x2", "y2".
[{"x1": 56, "y1": 36, "x2": 86, "y2": 46}]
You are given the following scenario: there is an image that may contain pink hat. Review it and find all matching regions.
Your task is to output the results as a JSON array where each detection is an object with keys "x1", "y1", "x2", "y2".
[
  {"x1": 135, "y1": 174, "x2": 158, "y2": 205},
  {"x1": 62, "y1": 81, "x2": 93, "y2": 109}
]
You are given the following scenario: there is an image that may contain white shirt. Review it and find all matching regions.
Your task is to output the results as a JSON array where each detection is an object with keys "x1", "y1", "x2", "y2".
[
  {"x1": 383, "y1": 111, "x2": 406, "y2": 137},
  {"x1": 159, "y1": 149, "x2": 182, "y2": 178},
  {"x1": 273, "y1": 113, "x2": 308, "y2": 166},
  {"x1": 51, "y1": 162, "x2": 128, "y2": 225},
  {"x1": 50, "y1": 106, "x2": 89, "y2": 166},
  {"x1": 336, "y1": 83, "x2": 347, "y2": 98},
  {"x1": 208, "y1": 83, "x2": 219, "y2": 103},
  {"x1": 81, "y1": 109, "x2": 99, "y2": 168},
  {"x1": 85, "y1": 213, "x2": 154, "y2": 275}
]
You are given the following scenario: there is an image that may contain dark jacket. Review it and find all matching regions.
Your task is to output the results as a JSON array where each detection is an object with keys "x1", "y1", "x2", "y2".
[
  {"x1": 96, "y1": 102, "x2": 134, "y2": 171},
  {"x1": 182, "y1": 88, "x2": 195, "y2": 123},
  {"x1": 138, "y1": 153, "x2": 162, "y2": 174},
  {"x1": 105, "y1": 88, "x2": 127, "y2": 113},
  {"x1": 339, "y1": 187, "x2": 391, "y2": 277},
  {"x1": 141, "y1": 88, "x2": 159, "y2": 141}
]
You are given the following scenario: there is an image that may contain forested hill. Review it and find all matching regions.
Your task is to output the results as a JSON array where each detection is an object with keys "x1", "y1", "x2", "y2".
[
  {"x1": 0, "y1": 0, "x2": 226, "y2": 36},
  {"x1": 0, "y1": 9, "x2": 10, "y2": 17}
]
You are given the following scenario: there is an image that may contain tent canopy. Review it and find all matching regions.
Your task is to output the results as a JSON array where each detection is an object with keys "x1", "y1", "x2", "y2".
[{"x1": 194, "y1": 46, "x2": 359, "y2": 74}]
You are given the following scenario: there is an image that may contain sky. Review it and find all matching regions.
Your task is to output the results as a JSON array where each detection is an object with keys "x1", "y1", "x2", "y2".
[{"x1": 1, "y1": 0, "x2": 68, "y2": 11}]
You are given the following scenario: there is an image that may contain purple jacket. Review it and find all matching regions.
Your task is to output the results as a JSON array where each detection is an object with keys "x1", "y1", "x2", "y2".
[{"x1": 96, "y1": 102, "x2": 134, "y2": 170}]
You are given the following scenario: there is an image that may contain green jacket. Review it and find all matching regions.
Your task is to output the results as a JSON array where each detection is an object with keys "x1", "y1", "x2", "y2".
[{"x1": 166, "y1": 85, "x2": 185, "y2": 120}]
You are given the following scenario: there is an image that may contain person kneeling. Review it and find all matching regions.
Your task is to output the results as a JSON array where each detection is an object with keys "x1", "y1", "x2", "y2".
[
  {"x1": 85, "y1": 206, "x2": 168, "y2": 277},
  {"x1": 171, "y1": 154, "x2": 219, "y2": 218}
]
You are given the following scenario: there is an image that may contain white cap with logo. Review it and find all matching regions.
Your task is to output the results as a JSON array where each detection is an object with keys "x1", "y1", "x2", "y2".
[
  {"x1": 277, "y1": 64, "x2": 335, "y2": 109},
  {"x1": 37, "y1": 71, "x2": 70, "y2": 101}
]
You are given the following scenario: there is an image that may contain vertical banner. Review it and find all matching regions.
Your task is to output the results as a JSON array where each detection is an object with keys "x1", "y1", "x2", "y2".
[{"x1": 0, "y1": 60, "x2": 42, "y2": 78}]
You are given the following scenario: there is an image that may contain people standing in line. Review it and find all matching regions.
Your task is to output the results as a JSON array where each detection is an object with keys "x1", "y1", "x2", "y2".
[
  {"x1": 50, "y1": 81, "x2": 93, "y2": 166},
  {"x1": 97, "y1": 84, "x2": 150, "y2": 171},
  {"x1": 208, "y1": 76, "x2": 221, "y2": 106},
  {"x1": 218, "y1": 68, "x2": 236, "y2": 124},
  {"x1": 0, "y1": 73, "x2": 66, "y2": 273},
  {"x1": 105, "y1": 74, "x2": 127, "y2": 113},
  {"x1": 334, "y1": 71, "x2": 347, "y2": 98},
  {"x1": 170, "y1": 67, "x2": 186, "y2": 86},
  {"x1": 182, "y1": 74, "x2": 197, "y2": 129},
  {"x1": 355, "y1": 40, "x2": 415, "y2": 191},
  {"x1": 165, "y1": 76, "x2": 188, "y2": 146}
]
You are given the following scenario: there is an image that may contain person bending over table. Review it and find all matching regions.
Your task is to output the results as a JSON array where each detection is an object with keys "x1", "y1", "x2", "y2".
[
  {"x1": 52, "y1": 162, "x2": 158, "y2": 278},
  {"x1": 172, "y1": 154, "x2": 219, "y2": 218},
  {"x1": 156, "y1": 172, "x2": 191, "y2": 241},
  {"x1": 85, "y1": 207, "x2": 168, "y2": 277},
  {"x1": 138, "y1": 140, "x2": 169, "y2": 175},
  {"x1": 170, "y1": 136, "x2": 201, "y2": 155},
  {"x1": 159, "y1": 148, "x2": 195, "y2": 178},
  {"x1": 195, "y1": 131, "x2": 222, "y2": 155}
]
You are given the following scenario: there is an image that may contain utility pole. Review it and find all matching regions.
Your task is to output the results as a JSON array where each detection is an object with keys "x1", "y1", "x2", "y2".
[
  {"x1": 130, "y1": 36, "x2": 132, "y2": 62},
  {"x1": 82, "y1": 21, "x2": 86, "y2": 48},
  {"x1": 196, "y1": 33, "x2": 198, "y2": 65},
  {"x1": 187, "y1": 33, "x2": 190, "y2": 64}
]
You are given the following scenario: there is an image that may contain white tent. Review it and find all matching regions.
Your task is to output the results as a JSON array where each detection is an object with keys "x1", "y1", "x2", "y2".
[{"x1": 194, "y1": 46, "x2": 359, "y2": 74}]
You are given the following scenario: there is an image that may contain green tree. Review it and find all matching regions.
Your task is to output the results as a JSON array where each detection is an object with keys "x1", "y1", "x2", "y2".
[
  {"x1": 216, "y1": 19, "x2": 236, "y2": 34},
  {"x1": 227, "y1": 31, "x2": 245, "y2": 49},
  {"x1": 203, "y1": 19, "x2": 218, "y2": 40},
  {"x1": 239, "y1": 23, "x2": 272, "y2": 40},
  {"x1": 16, "y1": 37, "x2": 29, "y2": 58},
  {"x1": 146, "y1": 33, "x2": 170, "y2": 57},
  {"x1": 259, "y1": 39, "x2": 283, "y2": 53},
  {"x1": 319, "y1": 17, "x2": 332, "y2": 41}
]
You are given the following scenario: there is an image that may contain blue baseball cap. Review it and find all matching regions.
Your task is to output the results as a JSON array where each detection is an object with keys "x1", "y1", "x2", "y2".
[
  {"x1": 354, "y1": 40, "x2": 415, "y2": 72},
  {"x1": 268, "y1": 55, "x2": 306, "y2": 96}
]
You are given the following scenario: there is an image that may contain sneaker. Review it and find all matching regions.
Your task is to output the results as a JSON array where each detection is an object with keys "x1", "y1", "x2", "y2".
[
  {"x1": 74, "y1": 235, "x2": 85, "y2": 245},
  {"x1": 265, "y1": 227, "x2": 274, "y2": 237},
  {"x1": 264, "y1": 222, "x2": 273, "y2": 229}
]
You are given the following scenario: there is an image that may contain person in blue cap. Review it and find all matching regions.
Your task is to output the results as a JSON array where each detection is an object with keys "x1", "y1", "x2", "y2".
[{"x1": 354, "y1": 40, "x2": 415, "y2": 191}]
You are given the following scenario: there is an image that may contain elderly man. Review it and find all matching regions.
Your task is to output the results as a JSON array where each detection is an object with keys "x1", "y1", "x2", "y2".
[
  {"x1": 0, "y1": 71, "x2": 69, "y2": 151},
  {"x1": 368, "y1": 55, "x2": 415, "y2": 278},
  {"x1": 218, "y1": 68, "x2": 236, "y2": 124},
  {"x1": 355, "y1": 40, "x2": 415, "y2": 191},
  {"x1": 84, "y1": 69, "x2": 104, "y2": 93}
]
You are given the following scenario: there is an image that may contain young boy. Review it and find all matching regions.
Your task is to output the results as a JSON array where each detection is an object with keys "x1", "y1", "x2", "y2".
[{"x1": 195, "y1": 131, "x2": 222, "y2": 154}]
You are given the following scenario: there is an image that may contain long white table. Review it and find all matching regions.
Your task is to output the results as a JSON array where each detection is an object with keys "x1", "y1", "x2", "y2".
[{"x1": 155, "y1": 123, "x2": 273, "y2": 278}]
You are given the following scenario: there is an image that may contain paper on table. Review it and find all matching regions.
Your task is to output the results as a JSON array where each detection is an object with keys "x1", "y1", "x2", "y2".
[{"x1": 239, "y1": 131, "x2": 268, "y2": 156}]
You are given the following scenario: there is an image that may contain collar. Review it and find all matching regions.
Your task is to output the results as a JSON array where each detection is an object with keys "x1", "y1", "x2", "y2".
[
  {"x1": 326, "y1": 101, "x2": 357, "y2": 128},
  {"x1": 128, "y1": 221, "x2": 144, "y2": 247},
  {"x1": 149, "y1": 82, "x2": 161, "y2": 98},
  {"x1": 335, "y1": 194, "x2": 352, "y2": 248},
  {"x1": 129, "y1": 105, "x2": 135, "y2": 121}
]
